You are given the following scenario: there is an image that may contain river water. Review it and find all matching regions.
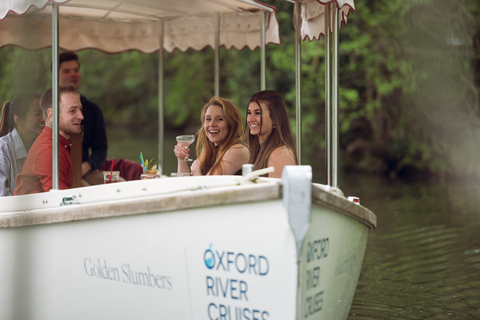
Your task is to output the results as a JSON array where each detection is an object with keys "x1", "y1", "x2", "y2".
[{"x1": 341, "y1": 174, "x2": 480, "y2": 319}]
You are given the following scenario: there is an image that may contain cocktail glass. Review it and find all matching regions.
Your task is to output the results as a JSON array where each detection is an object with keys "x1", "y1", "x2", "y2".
[
  {"x1": 104, "y1": 171, "x2": 120, "y2": 183},
  {"x1": 170, "y1": 172, "x2": 191, "y2": 177},
  {"x1": 176, "y1": 135, "x2": 195, "y2": 162},
  {"x1": 141, "y1": 170, "x2": 161, "y2": 179}
]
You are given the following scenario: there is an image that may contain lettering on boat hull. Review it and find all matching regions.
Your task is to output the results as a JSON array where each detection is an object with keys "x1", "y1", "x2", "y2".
[
  {"x1": 203, "y1": 243, "x2": 273, "y2": 319},
  {"x1": 83, "y1": 258, "x2": 173, "y2": 290}
]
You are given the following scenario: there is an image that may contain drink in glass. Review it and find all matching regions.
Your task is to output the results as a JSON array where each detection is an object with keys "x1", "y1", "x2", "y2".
[
  {"x1": 103, "y1": 171, "x2": 120, "y2": 183},
  {"x1": 170, "y1": 172, "x2": 191, "y2": 177},
  {"x1": 141, "y1": 170, "x2": 161, "y2": 179},
  {"x1": 176, "y1": 135, "x2": 195, "y2": 162}
]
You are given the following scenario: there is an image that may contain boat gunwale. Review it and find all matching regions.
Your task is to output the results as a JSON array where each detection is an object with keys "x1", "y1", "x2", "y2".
[
  {"x1": 0, "y1": 181, "x2": 280, "y2": 229},
  {"x1": 0, "y1": 179, "x2": 376, "y2": 231},
  {"x1": 311, "y1": 183, "x2": 377, "y2": 230}
]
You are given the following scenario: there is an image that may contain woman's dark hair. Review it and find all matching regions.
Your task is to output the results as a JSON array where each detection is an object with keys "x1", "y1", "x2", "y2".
[
  {"x1": 0, "y1": 93, "x2": 40, "y2": 137},
  {"x1": 246, "y1": 90, "x2": 298, "y2": 170}
]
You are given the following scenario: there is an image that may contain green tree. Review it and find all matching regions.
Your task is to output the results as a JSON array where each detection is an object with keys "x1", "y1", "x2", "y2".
[{"x1": 1, "y1": 0, "x2": 479, "y2": 181}]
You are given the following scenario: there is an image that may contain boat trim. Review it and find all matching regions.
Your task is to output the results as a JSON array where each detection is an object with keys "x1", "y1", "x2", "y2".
[
  {"x1": 0, "y1": 180, "x2": 376, "y2": 231},
  {"x1": 311, "y1": 183, "x2": 377, "y2": 230}
]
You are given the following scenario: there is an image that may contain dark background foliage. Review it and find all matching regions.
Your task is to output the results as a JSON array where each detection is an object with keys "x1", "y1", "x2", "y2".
[{"x1": 1, "y1": 0, "x2": 479, "y2": 182}]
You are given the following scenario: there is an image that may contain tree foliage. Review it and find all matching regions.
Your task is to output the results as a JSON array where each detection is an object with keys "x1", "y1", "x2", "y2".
[
  {"x1": 337, "y1": 0, "x2": 480, "y2": 180},
  {"x1": 0, "y1": 0, "x2": 479, "y2": 181}
]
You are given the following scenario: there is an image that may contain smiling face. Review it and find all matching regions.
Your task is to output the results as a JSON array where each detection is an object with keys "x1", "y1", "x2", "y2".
[
  {"x1": 15, "y1": 98, "x2": 44, "y2": 138},
  {"x1": 204, "y1": 105, "x2": 230, "y2": 146},
  {"x1": 57, "y1": 93, "x2": 83, "y2": 139},
  {"x1": 247, "y1": 101, "x2": 274, "y2": 143},
  {"x1": 59, "y1": 60, "x2": 82, "y2": 90}
]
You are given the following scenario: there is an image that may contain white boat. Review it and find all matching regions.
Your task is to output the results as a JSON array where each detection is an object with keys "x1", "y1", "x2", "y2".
[
  {"x1": 0, "y1": 1, "x2": 376, "y2": 319},
  {"x1": 0, "y1": 167, "x2": 376, "y2": 319}
]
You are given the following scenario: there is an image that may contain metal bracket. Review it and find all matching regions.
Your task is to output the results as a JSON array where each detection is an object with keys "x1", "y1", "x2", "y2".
[
  {"x1": 282, "y1": 165, "x2": 312, "y2": 259},
  {"x1": 60, "y1": 195, "x2": 77, "y2": 206}
]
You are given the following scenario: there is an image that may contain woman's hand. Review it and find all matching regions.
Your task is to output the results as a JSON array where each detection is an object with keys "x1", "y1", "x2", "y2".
[
  {"x1": 191, "y1": 159, "x2": 201, "y2": 176},
  {"x1": 174, "y1": 143, "x2": 190, "y2": 160}
]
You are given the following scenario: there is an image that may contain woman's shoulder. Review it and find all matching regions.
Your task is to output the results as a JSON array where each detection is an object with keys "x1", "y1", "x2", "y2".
[
  {"x1": 269, "y1": 145, "x2": 296, "y2": 164},
  {"x1": 271, "y1": 145, "x2": 293, "y2": 155},
  {"x1": 223, "y1": 143, "x2": 248, "y2": 160},
  {"x1": 0, "y1": 131, "x2": 13, "y2": 141},
  {"x1": 225, "y1": 143, "x2": 249, "y2": 154},
  {"x1": 0, "y1": 133, "x2": 14, "y2": 164},
  {"x1": 228, "y1": 143, "x2": 248, "y2": 150},
  {"x1": 224, "y1": 143, "x2": 249, "y2": 161},
  {"x1": 0, "y1": 132, "x2": 14, "y2": 151}
]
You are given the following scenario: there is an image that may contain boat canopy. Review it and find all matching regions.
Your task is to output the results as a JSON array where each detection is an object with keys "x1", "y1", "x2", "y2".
[
  {"x1": 0, "y1": 0, "x2": 355, "y2": 188},
  {"x1": 297, "y1": 0, "x2": 354, "y2": 40},
  {"x1": 0, "y1": 0, "x2": 280, "y2": 53}
]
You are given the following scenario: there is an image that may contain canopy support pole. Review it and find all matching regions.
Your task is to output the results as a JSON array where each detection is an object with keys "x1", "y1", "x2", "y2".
[
  {"x1": 215, "y1": 14, "x2": 220, "y2": 97},
  {"x1": 325, "y1": 3, "x2": 332, "y2": 186},
  {"x1": 294, "y1": 1, "x2": 302, "y2": 164},
  {"x1": 260, "y1": 11, "x2": 266, "y2": 90},
  {"x1": 332, "y1": 5, "x2": 339, "y2": 188},
  {"x1": 325, "y1": 4, "x2": 339, "y2": 187},
  {"x1": 158, "y1": 21, "x2": 165, "y2": 172},
  {"x1": 52, "y1": 2, "x2": 60, "y2": 190}
]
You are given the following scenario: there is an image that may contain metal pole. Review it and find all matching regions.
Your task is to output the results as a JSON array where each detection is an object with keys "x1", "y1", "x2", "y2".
[
  {"x1": 260, "y1": 11, "x2": 266, "y2": 90},
  {"x1": 158, "y1": 21, "x2": 165, "y2": 172},
  {"x1": 52, "y1": 2, "x2": 59, "y2": 190},
  {"x1": 325, "y1": 3, "x2": 332, "y2": 186},
  {"x1": 214, "y1": 14, "x2": 220, "y2": 97},
  {"x1": 294, "y1": 1, "x2": 302, "y2": 164},
  {"x1": 332, "y1": 6, "x2": 339, "y2": 188}
]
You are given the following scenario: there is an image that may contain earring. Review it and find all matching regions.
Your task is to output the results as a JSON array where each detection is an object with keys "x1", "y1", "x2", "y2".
[{"x1": 273, "y1": 125, "x2": 276, "y2": 129}]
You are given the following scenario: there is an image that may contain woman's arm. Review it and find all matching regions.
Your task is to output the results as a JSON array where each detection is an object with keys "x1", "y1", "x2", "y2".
[
  {"x1": 174, "y1": 144, "x2": 192, "y2": 174},
  {"x1": 267, "y1": 146, "x2": 297, "y2": 178},
  {"x1": 208, "y1": 144, "x2": 249, "y2": 175}
]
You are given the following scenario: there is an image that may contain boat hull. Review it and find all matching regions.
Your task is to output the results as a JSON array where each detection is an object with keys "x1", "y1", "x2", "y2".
[
  {"x1": 300, "y1": 199, "x2": 369, "y2": 319},
  {"x1": 0, "y1": 174, "x2": 375, "y2": 319}
]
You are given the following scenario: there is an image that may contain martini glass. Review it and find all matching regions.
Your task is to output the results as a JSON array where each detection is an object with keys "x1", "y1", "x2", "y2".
[{"x1": 176, "y1": 135, "x2": 195, "y2": 162}]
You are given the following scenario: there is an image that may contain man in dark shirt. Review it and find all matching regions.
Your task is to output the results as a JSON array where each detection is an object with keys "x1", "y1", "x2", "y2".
[
  {"x1": 58, "y1": 52, "x2": 107, "y2": 185},
  {"x1": 15, "y1": 86, "x2": 83, "y2": 195}
]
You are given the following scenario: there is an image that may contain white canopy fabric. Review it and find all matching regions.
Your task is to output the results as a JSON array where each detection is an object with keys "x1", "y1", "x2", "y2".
[
  {"x1": 0, "y1": 0, "x2": 280, "y2": 53},
  {"x1": 0, "y1": 0, "x2": 68, "y2": 17},
  {"x1": 290, "y1": 0, "x2": 355, "y2": 41}
]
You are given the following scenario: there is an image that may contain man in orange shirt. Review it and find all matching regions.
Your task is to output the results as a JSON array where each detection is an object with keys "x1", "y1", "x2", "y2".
[{"x1": 14, "y1": 85, "x2": 84, "y2": 195}]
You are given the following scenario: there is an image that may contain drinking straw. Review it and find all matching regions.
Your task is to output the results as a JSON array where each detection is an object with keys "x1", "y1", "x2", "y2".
[
  {"x1": 108, "y1": 156, "x2": 115, "y2": 182},
  {"x1": 139, "y1": 152, "x2": 146, "y2": 171}
]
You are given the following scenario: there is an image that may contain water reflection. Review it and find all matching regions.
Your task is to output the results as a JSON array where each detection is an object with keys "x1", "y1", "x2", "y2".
[{"x1": 344, "y1": 175, "x2": 480, "y2": 319}]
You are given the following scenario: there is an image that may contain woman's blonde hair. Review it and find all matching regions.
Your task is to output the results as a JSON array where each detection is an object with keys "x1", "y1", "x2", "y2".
[
  {"x1": 196, "y1": 97, "x2": 246, "y2": 175},
  {"x1": 247, "y1": 90, "x2": 298, "y2": 170}
]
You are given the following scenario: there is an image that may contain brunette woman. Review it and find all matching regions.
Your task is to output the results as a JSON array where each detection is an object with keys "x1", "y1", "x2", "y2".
[
  {"x1": 246, "y1": 90, "x2": 298, "y2": 178},
  {"x1": 174, "y1": 96, "x2": 249, "y2": 175},
  {"x1": 0, "y1": 93, "x2": 44, "y2": 196}
]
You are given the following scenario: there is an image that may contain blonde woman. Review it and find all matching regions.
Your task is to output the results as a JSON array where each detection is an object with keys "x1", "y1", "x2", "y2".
[{"x1": 174, "y1": 97, "x2": 249, "y2": 175}]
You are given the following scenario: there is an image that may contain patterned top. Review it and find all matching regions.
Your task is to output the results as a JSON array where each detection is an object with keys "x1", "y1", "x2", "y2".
[{"x1": 0, "y1": 129, "x2": 27, "y2": 196}]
